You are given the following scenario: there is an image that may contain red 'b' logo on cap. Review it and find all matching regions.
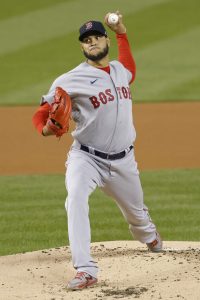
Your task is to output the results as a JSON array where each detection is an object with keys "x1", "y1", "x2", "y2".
[{"x1": 85, "y1": 22, "x2": 93, "y2": 30}]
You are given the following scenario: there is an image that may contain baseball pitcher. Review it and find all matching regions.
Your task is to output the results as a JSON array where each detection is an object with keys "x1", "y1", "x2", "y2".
[{"x1": 33, "y1": 11, "x2": 163, "y2": 290}]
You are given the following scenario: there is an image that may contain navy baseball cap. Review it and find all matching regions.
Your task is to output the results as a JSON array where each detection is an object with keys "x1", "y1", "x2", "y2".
[{"x1": 79, "y1": 20, "x2": 107, "y2": 41}]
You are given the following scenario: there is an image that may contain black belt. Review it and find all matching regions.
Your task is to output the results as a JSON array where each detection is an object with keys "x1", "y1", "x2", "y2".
[{"x1": 80, "y1": 145, "x2": 133, "y2": 160}]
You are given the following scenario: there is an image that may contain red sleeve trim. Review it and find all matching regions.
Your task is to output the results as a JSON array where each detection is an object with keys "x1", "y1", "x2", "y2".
[
  {"x1": 116, "y1": 33, "x2": 136, "y2": 84},
  {"x1": 98, "y1": 65, "x2": 110, "y2": 74},
  {"x1": 32, "y1": 102, "x2": 50, "y2": 134}
]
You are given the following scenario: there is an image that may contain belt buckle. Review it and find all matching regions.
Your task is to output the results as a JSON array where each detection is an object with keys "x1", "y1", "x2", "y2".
[
  {"x1": 88, "y1": 146, "x2": 96, "y2": 155},
  {"x1": 125, "y1": 146, "x2": 132, "y2": 154},
  {"x1": 124, "y1": 148, "x2": 129, "y2": 155}
]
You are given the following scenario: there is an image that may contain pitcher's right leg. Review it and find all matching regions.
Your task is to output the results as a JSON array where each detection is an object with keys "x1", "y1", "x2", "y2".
[{"x1": 65, "y1": 151, "x2": 101, "y2": 280}]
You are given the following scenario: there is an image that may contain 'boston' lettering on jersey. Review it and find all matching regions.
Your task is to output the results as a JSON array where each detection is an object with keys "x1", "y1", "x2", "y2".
[
  {"x1": 116, "y1": 86, "x2": 132, "y2": 99},
  {"x1": 89, "y1": 86, "x2": 131, "y2": 109}
]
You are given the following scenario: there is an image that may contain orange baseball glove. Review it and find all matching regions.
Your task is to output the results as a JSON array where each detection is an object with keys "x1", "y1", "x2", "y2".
[{"x1": 46, "y1": 87, "x2": 72, "y2": 137}]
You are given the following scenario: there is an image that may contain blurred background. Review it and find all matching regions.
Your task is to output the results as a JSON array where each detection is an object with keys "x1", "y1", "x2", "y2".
[{"x1": 0, "y1": 0, "x2": 200, "y2": 105}]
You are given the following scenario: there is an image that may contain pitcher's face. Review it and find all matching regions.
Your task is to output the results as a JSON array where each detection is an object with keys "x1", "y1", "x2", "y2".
[{"x1": 81, "y1": 34, "x2": 110, "y2": 61}]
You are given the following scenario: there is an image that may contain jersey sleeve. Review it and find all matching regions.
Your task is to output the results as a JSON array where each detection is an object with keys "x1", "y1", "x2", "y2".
[
  {"x1": 116, "y1": 33, "x2": 136, "y2": 84},
  {"x1": 41, "y1": 73, "x2": 72, "y2": 104},
  {"x1": 32, "y1": 102, "x2": 50, "y2": 134},
  {"x1": 41, "y1": 82, "x2": 57, "y2": 105}
]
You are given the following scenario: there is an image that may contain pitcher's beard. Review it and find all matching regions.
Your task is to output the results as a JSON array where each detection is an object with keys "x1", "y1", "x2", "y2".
[{"x1": 83, "y1": 45, "x2": 109, "y2": 62}]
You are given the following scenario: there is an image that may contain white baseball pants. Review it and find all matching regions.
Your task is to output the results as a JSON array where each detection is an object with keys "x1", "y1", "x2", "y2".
[{"x1": 65, "y1": 147, "x2": 157, "y2": 278}]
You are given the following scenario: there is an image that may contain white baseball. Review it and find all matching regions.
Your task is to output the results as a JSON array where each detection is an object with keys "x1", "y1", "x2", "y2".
[{"x1": 108, "y1": 13, "x2": 119, "y2": 25}]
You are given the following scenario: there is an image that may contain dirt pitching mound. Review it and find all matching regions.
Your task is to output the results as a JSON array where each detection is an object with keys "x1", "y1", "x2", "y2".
[{"x1": 0, "y1": 241, "x2": 200, "y2": 300}]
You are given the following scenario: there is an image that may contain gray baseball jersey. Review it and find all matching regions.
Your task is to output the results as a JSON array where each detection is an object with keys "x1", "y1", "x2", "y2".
[{"x1": 42, "y1": 60, "x2": 136, "y2": 152}]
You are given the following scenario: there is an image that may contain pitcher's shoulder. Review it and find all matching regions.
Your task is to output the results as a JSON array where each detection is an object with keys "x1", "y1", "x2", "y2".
[{"x1": 110, "y1": 60, "x2": 124, "y2": 68}]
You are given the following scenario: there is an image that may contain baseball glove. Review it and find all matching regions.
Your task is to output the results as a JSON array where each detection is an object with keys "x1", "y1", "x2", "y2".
[{"x1": 46, "y1": 87, "x2": 72, "y2": 137}]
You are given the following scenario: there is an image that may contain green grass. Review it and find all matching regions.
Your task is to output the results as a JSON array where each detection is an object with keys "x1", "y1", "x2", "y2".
[
  {"x1": 0, "y1": 169, "x2": 199, "y2": 256},
  {"x1": 0, "y1": 0, "x2": 200, "y2": 105},
  {"x1": 0, "y1": 0, "x2": 68, "y2": 21}
]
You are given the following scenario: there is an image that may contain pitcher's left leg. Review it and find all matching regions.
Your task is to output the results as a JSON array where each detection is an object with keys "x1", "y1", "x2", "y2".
[{"x1": 102, "y1": 151, "x2": 162, "y2": 249}]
